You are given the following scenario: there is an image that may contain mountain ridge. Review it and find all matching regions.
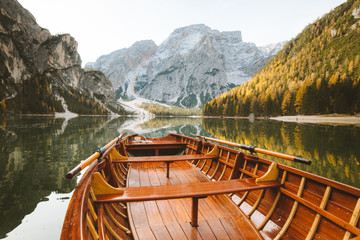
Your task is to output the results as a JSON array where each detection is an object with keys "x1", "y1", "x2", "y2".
[
  {"x1": 86, "y1": 24, "x2": 285, "y2": 108},
  {"x1": 204, "y1": 0, "x2": 360, "y2": 117}
]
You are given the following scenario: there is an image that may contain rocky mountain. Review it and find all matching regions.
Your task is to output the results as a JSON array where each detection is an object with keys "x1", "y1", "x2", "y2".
[
  {"x1": 204, "y1": 0, "x2": 360, "y2": 117},
  {"x1": 0, "y1": 0, "x2": 125, "y2": 115},
  {"x1": 86, "y1": 24, "x2": 284, "y2": 108},
  {"x1": 79, "y1": 70, "x2": 119, "y2": 110},
  {"x1": 86, "y1": 40, "x2": 158, "y2": 92}
]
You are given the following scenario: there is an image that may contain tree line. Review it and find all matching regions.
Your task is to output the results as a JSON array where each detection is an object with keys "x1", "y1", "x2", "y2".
[{"x1": 204, "y1": 0, "x2": 360, "y2": 117}]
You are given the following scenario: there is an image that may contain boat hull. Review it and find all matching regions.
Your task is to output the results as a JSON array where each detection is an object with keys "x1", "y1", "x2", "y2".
[{"x1": 61, "y1": 133, "x2": 360, "y2": 240}]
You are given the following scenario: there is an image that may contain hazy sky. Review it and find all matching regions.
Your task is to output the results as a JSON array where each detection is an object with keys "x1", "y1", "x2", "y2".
[{"x1": 17, "y1": 0, "x2": 346, "y2": 65}]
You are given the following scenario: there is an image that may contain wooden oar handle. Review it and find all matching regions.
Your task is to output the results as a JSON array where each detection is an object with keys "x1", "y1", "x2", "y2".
[
  {"x1": 65, "y1": 166, "x2": 82, "y2": 179},
  {"x1": 66, "y1": 151, "x2": 102, "y2": 179},
  {"x1": 293, "y1": 157, "x2": 312, "y2": 165},
  {"x1": 191, "y1": 133, "x2": 312, "y2": 165},
  {"x1": 254, "y1": 148, "x2": 312, "y2": 165},
  {"x1": 66, "y1": 133, "x2": 125, "y2": 179}
]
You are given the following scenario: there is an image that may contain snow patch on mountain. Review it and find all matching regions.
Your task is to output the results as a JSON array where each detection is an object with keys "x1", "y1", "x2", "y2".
[
  {"x1": 86, "y1": 24, "x2": 285, "y2": 108},
  {"x1": 259, "y1": 41, "x2": 288, "y2": 57}
]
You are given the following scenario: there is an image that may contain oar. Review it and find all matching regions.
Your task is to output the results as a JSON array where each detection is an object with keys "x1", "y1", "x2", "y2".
[
  {"x1": 191, "y1": 133, "x2": 311, "y2": 165},
  {"x1": 66, "y1": 133, "x2": 125, "y2": 179}
]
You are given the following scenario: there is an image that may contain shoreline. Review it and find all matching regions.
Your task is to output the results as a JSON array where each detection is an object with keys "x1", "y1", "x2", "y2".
[
  {"x1": 2, "y1": 113, "x2": 360, "y2": 125},
  {"x1": 270, "y1": 115, "x2": 360, "y2": 125}
]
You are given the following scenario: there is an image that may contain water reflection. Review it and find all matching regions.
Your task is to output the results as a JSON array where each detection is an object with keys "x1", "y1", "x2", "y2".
[
  {"x1": 121, "y1": 117, "x2": 203, "y2": 137},
  {"x1": 0, "y1": 116, "x2": 128, "y2": 239},
  {"x1": 0, "y1": 116, "x2": 359, "y2": 239},
  {"x1": 203, "y1": 118, "x2": 360, "y2": 188}
]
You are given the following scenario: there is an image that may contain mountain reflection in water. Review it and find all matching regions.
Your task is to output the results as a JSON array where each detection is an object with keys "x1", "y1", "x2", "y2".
[{"x1": 0, "y1": 116, "x2": 359, "y2": 239}]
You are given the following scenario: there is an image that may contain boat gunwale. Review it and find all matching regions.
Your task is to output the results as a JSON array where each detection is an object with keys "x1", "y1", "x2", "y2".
[
  {"x1": 171, "y1": 133, "x2": 360, "y2": 198},
  {"x1": 62, "y1": 133, "x2": 360, "y2": 240},
  {"x1": 60, "y1": 160, "x2": 99, "y2": 240}
]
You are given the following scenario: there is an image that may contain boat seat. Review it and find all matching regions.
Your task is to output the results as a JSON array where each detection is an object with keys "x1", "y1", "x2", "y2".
[
  {"x1": 93, "y1": 174, "x2": 282, "y2": 227},
  {"x1": 113, "y1": 154, "x2": 218, "y2": 163},
  {"x1": 112, "y1": 154, "x2": 219, "y2": 177}
]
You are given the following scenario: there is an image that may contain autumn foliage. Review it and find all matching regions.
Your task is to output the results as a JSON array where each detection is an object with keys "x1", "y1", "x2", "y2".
[{"x1": 204, "y1": 0, "x2": 360, "y2": 116}]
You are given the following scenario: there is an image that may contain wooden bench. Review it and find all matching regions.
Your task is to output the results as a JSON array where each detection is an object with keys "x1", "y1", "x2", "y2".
[
  {"x1": 113, "y1": 154, "x2": 219, "y2": 178},
  {"x1": 125, "y1": 141, "x2": 187, "y2": 156},
  {"x1": 93, "y1": 172, "x2": 282, "y2": 227}
]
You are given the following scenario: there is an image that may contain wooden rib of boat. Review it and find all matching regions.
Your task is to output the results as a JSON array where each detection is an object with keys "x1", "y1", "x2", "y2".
[{"x1": 61, "y1": 133, "x2": 360, "y2": 240}]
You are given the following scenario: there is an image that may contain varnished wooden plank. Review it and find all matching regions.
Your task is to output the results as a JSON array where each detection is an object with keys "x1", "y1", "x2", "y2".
[
  {"x1": 179, "y1": 221, "x2": 203, "y2": 240},
  {"x1": 182, "y1": 165, "x2": 207, "y2": 183},
  {"x1": 192, "y1": 197, "x2": 236, "y2": 239},
  {"x1": 116, "y1": 154, "x2": 218, "y2": 163},
  {"x1": 206, "y1": 218, "x2": 231, "y2": 240},
  {"x1": 196, "y1": 220, "x2": 218, "y2": 240},
  {"x1": 127, "y1": 164, "x2": 140, "y2": 187},
  {"x1": 214, "y1": 194, "x2": 243, "y2": 218},
  {"x1": 129, "y1": 202, "x2": 149, "y2": 229},
  {"x1": 155, "y1": 167, "x2": 178, "y2": 186},
  {"x1": 206, "y1": 195, "x2": 233, "y2": 218},
  {"x1": 170, "y1": 164, "x2": 207, "y2": 224},
  {"x1": 125, "y1": 142, "x2": 187, "y2": 151},
  {"x1": 165, "y1": 223, "x2": 188, "y2": 240},
  {"x1": 148, "y1": 168, "x2": 161, "y2": 186},
  {"x1": 280, "y1": 188, "x2": 360, "y2": 236},
  {"x1": 156, "y1": 200, "x2": 178, "y2": 224},
  {"x1": 144, "y1": 201, "x2": 163, "y2": 226},
  {"x1": 231, "y1": 214, "x2": 262, "y2": 240},
  {"x1": 219, "y1": 217, "x2": 244, "y2": 240},
  {"x1": 96, "y1": 178, "x2": 282, "y2": 203},
  {"x1": 136, "y1": 227, "x2": 157, "y2": 240},
  {"x1": 139, "y1": 168, "x2": 151, "y2": 186},
  {"x1": 167, "y1": 199, "x2": 191, "y2": 223},
  {"x1": 150, "y1": 225, "x2": 172, "y2": 240},
  {"x1": 171, "y1": 162, "x2": 199, "y2": 184},
  {"x1": 122, "y1": 137, "x2": 283, "y2": 240}
]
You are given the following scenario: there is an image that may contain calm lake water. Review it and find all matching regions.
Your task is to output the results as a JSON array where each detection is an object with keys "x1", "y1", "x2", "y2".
[{"x1": 0, "y1": 116, "x2": 359, "y2": 239}]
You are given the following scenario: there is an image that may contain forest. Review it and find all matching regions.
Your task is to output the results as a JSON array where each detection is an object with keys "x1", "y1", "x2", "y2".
[
  {"x1": 141, "y1": 102, "x2": 201, "y2": 116},
  {"x1": 0, "y1": 70, "x2": 125, "y2": 115},
  {"x1": 203, "y1": 0, "x2": 360, "y2": 117},
  {"x1": 202, "y1": 118, "x2": 360, "y2": 187}
]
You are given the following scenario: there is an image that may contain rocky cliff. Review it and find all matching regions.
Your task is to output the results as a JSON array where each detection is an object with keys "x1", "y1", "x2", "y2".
[
  {"x1": 86, "y1": 24, "x2": 285, "y2": 108},
  {"x1": 0, "y1": 0, "x2": 125, "y2": 115},
  {"x1": 79, "y1": 70, "x2": 124, "y2": 113}
]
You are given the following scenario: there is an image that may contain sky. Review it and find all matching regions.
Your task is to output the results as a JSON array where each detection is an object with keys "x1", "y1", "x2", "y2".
[{"x1": 17, "y1": 0, "x2": 346, "y2": 66}]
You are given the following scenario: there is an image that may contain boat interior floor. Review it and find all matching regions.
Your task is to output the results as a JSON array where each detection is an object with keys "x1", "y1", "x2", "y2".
[{"x1": 126, "y1": 160, "x2": 264, "y2": 240}]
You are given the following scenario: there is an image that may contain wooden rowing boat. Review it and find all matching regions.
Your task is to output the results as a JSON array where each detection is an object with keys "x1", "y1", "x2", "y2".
[{"x1": 61, "y1": 133, "x2": 360, "y2": 240}]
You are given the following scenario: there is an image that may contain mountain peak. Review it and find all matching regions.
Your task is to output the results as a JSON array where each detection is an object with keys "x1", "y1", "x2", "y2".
[
  {"x1": 220, "y1": 31, "x2": 242, "y2": 42},
  {"x1": 130, "y1": 40, "x2": 157, "y2": 49},
  {"x1": 86, "y1": 24, "x2": 283, "y2": 108},
  {"x1": 173, "y1": 24, "x2": 212, "y2": 33}
]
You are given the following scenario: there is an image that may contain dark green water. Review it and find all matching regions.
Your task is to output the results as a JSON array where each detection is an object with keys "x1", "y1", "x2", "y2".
[{"x1": 0, "y1": 116, "x2": 359, "y2": 239}]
